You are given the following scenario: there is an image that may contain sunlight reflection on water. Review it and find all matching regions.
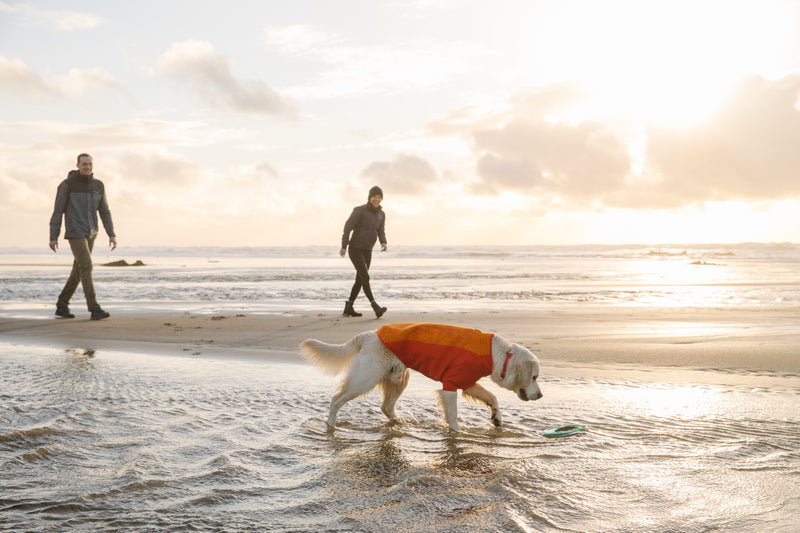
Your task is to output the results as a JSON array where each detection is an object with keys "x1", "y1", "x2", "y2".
[{"x1": 2, "y1": 342, "x2": 799, "y2": 532}]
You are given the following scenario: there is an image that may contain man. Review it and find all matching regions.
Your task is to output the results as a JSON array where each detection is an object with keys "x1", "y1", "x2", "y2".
[{"x1": 49, "y1": 153, "x2": 117, "y2": 320}]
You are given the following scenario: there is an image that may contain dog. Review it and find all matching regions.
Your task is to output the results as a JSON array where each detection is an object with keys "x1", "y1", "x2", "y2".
[{"x1": 299, "y1": 322, "x2": 542, "y2": 431}]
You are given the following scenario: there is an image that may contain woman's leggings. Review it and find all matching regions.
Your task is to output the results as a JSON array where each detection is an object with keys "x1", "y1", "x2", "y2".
[{"x1": 347, "y1": 247, "x2": 374, "y2": 302}]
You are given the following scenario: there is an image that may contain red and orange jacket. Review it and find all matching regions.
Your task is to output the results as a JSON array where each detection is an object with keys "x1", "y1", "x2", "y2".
[{"x1": 377, "y1": 323, "x2": 494, "y2": 391}]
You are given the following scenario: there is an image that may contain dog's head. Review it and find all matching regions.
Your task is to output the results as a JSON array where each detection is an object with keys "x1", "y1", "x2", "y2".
[{"x1": 498, "y1": 344, "x2": 543, "y2": 402}]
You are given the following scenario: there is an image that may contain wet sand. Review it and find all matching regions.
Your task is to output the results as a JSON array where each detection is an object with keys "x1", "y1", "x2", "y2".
[{"x1": 1, "y1": 306, "x2": 798, "y2": 373}]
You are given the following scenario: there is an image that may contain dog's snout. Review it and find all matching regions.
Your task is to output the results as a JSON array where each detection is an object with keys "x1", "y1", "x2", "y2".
[{"x1": 520, "y1": 388, "x2": 543, "y2": 402}]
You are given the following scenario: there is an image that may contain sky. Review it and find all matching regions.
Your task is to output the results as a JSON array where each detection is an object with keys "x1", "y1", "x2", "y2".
[{"x1": 2, "y1": 0, "x2": 800, "y2": 248}]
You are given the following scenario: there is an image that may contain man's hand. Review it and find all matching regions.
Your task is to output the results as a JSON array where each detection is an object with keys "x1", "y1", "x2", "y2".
[
  {"x1": 49, "y1": 240, "x2": 58, "y2": 252},
  {"x1": 109, "y1": 237, "x2": 118, "y2": 251},
  {"x1": 381, "y1": 243, "x2": 388, "y2": 252},
  {"x1": 340, "y1": 248, "x2": 346, "y2": 257}
]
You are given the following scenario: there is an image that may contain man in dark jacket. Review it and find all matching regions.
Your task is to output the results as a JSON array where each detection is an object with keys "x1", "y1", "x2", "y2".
[
  {"x1": 340, "y1": 185, "x2": 387, "y2": 318},
  {"x1": 49, "y1": 153, "x2": 117, "y2": 320}
]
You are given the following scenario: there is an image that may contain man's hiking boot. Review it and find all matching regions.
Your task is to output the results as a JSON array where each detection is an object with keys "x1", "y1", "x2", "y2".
[
  {"x1": 90, "y1": 308, "x2": 110, "y2": 320},
  {"x1": 55, "y1": 306, "x2": 75, "y2": 319}
]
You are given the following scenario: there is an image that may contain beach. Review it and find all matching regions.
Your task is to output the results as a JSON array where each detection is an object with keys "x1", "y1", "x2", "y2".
[
  {"x1": 1, "y1": 306, "x2": 799, "y2": 374},
  {"x1": 2, "y1": 245, "x2": 799, "y2": 532}
]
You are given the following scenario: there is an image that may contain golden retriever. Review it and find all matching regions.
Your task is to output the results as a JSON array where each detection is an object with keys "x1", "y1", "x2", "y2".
[{"x1": 299, "y1": 322, "x2": 542, "y2": 431}]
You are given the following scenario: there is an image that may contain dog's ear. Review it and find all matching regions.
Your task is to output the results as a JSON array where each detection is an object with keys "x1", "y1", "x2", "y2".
[{"x1": 517, "y1": 357, "x2": 535, "y2": 385}]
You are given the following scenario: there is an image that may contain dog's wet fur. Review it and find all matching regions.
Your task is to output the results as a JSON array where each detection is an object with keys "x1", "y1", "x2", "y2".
[{"x1": 299, "y1": 326, "x2": 543, "y2": 431}]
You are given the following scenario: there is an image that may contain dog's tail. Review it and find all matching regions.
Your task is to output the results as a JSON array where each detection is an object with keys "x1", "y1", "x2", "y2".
[{"x1": 299, "y1": 333, "x2": 368, "y2": 376}]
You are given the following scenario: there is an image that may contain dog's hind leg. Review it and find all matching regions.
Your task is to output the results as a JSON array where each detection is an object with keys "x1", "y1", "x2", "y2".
[
  {"x1": 380, "y1": 366, "x2": 409, "y2": 421},
  {"x1": 463, "y1": 383, "x2": 502, "y2": 427},
  {"x1": 327, "y1": 356, "x2": 383, "y2": 427}
]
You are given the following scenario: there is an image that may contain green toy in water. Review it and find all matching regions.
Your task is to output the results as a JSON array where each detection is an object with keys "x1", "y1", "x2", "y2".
[{"x1": 543, "y1": 424, "x2": 588, "y2": 437}]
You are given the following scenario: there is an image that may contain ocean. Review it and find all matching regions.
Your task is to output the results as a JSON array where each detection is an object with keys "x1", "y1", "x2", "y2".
[
  {"x1": 2, "y1": 243, "x2": 800, "y2": 315},
  {"x1": 1, "y1": 244, "x2": 799, "y2": 532}
]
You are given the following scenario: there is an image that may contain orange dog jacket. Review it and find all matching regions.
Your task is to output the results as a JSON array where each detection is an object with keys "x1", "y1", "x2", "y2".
[{"x1": 377, "y1": 323, "x2": 495, "y2": 391}]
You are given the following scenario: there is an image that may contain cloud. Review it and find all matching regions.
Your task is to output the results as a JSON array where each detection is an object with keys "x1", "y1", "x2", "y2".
[
  {"x1": 644, "y1": 74, "x2": 800, "y2": 205},
  {"x1": 263, "y1": 24, "x2": 342, "y2": 56},
  {"x1": 220, "y1": 161, "x2": 281, "y2": 191},
  {"x1": 56, "y1": 68, "x2": 127, "y2": 97},
  {"x1": 203, "y1": 161, "x2": 281, "y2": 192},
  {"x1": 0, "y1": 56, "x2": 126, "y2": 101},
  {"x1": 0, "y1": 170, "x2": 47, "y2": 206},
  {"x1": 429, "y1": 76, "x2": 800, "y2": 209},
  {"x1": 1, "y1": 3, "x2": 103, "y2": 30},
  {"x1": 426, "y1": 83, "x2": 589, "y2": 137},
  {"x1": 475, "y1": 153, "x2": 542, "y2": 192},
  {"x1": 360, "y1": 154, "x2": 438, "y2": 195},
  {"x1": 114, "y1": 150, "x2": 200, "y2": 187},
  {"x1": 39, "y1": 8, "x2": 103, "y2": 31},
  {"x1": 156, "y1": 40, "x2": 296, "y2": 117},
  {"x1": 263, "y1": 24, "x2": 481, "y2": 99},
  {"x1": 255, "y1": 161, "x2": 278, "y2": 178},
  {"x1": 0, "y1": 119, "x2": 210, "y2": 151},
  {"x1": 468, "y1": 87, "x2": 631, "y2": 200},
  {"x1": 0, "y1": 56, "x2": 60, "y2": 99}
]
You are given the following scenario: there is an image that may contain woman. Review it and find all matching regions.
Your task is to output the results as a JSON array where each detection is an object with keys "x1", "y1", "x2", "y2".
[{"x1": 340, "y1": 185, "x2": 387, "y2": 318}]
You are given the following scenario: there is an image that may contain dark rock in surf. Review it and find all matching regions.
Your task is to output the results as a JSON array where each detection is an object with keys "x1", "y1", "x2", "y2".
[{"x1": 102, "y1": 259, "x2": 146, "y2": 267}]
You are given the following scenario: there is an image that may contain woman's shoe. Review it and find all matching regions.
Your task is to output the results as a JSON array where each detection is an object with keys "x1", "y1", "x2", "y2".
[
  {"x1": 371, "y1": 300, "x2": 387, "y2": 318},
  {"x1": 343, "y1": 301, "x2": 362, "y2": 317}
]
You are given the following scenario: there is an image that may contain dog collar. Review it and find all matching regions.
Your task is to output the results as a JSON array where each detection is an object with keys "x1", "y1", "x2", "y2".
[{"x1": 501, "y1": 350, "x2": 513, "y2": 379}]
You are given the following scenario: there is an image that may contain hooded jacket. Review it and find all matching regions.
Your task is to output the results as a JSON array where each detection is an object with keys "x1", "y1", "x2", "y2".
[
  {"x1": 377, "y1": 323, "x2": 495, "y2": 391},
  {"x1": 49, "y1": 170, "x2": 115, "y2": 241},
  {"x1": 341, "y1": 203, "x2": 386, "y2": 251}
]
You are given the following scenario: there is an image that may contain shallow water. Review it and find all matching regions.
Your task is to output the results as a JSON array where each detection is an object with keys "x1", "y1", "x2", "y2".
[{"x1": 2, "y1": 343, "x2": 798, "y2": 532}]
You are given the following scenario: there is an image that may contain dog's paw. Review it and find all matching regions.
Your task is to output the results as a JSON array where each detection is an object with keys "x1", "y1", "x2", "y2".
[
  {"x1": 491, "y1": 410, "x2": 503, "y2": 427},
  {"x1": 447, "y1": 422, "x2": 462, "y2": 432}
]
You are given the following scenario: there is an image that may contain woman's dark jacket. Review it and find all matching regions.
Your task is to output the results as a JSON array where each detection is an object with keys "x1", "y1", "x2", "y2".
[{"x1": 341, "y1": 204, "x2": 386, "y2": 251}]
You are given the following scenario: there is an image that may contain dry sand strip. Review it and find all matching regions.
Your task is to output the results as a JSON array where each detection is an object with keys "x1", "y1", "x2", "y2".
[{"x1": 1, "y1": 307, "x2": 798, "y2": 373}]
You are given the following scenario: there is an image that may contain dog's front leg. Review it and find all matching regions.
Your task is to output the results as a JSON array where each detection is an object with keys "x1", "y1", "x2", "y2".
[
  {"x1": 437, "y1": 390, "x2": 461, "y2": 431},
  {"x1": 463, "y1": 383, "x2": 501, "y2": 427}
]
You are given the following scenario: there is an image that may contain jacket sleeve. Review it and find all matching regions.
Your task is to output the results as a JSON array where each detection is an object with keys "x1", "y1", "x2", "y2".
[
  {"x1": 377, "y1": 211, "x2": 386, "y2": 245},
  {"x1": 341, "y1": 206, "x2": 361, "y2": 249},
  {"x1": 49, "y1": 180, "x2": 69, "y2": 241},
  {"x1": 97, "y1": 182, "x2": 115, "y2": 238}
]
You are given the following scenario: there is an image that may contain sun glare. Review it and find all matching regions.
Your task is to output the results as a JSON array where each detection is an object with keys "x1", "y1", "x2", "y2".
[
  {"x1": 522, "y1": 0, "x2": 798, "y2": 128},
  {"x1": 578, "y1": 200, "x2": 799, "y2": 245},
  {"x1": 616, "y1": 384, "x2": 715, "y2": 418}
]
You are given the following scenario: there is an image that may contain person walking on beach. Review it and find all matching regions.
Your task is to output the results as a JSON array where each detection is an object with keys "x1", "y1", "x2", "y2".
[
  {"x1": 48, "y1": 153, "x2": 116, "y2": 320},
  {"x1": 340, "y1": 186, "x2": 388, "y2": 318}
]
